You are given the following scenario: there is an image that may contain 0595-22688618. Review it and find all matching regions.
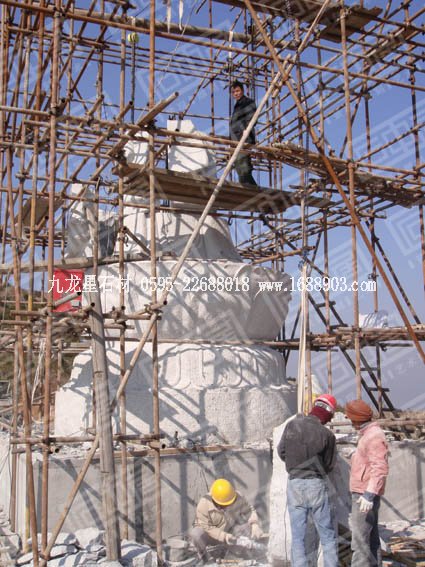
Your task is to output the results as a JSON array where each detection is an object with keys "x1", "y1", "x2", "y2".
[{"x1": 139, "y1": 275, "x2": 251, "y2": 293}]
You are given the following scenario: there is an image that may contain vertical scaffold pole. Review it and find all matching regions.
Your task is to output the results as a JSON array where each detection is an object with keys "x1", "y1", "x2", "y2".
[
  {"x1": 89, "y1": 288, "x2": 121, "y2": 560},
  {"x1": 119, "y1": 22, "x2": 129, "y2": 540},
  {"x1": 340, "y1": 1, "x2": 361, "y2": 399},
  {"x1": 149, "y1": 0, "x2": 164, "y2": 563}
]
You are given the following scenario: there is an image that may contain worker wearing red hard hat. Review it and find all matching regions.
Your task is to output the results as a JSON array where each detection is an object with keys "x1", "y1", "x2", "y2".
[{"x1": 277, "y1": 394, "x2": 338, "y2": 567}]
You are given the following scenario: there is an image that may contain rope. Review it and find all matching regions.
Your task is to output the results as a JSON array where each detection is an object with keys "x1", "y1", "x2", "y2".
[
  {"x1": 31, "y1": 338, "x2": 46, "y2": 405},
  {"x1": 156, "y1": 0, "x2": 202, "y2": 91}
]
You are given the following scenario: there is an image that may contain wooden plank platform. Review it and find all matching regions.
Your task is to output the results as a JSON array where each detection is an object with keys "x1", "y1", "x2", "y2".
[
  {"x1": 114, "y1": 166, "x2": 333, "y2": 213},
  {"x1": 214, "y1": 0, "x2": 381, "y2": 42},
  {"x1": 269, "y1": 142, "x2": 423, "y2": 207},
  {"x1": 320, "y1": 5, "x2": 382, "y2": 42},
  {"x1": 365, "y1": 25, "x2": 417, "y2": 65},
  {"x1": 21, "y1": 196, "x2": 63, "y2": 227}
]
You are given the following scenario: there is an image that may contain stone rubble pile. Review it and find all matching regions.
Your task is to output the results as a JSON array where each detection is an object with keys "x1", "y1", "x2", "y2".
[
  {"x1": 14, "y1": 530, "x2": 270, "y2": 567},
  {"x1": 0, "y1": 505, "x2": 21, "y2": 563},
  {"x1": 16, "y1": 528, "x2": 157, "y2": 566},
  {"x1": 381, "y1": 518, "x2": 425, "y2": 540}
]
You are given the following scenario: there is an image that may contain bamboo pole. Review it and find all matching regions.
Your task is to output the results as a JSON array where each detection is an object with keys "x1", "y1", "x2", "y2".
[
  {"x1": 148, "y1": 2, "x2": 163, "y2": 563},
  {"x1": 40, "y1": 0, "x2": 62, "y2": 554},
  {"x1": 88, "y1": 291, "x2": 121, "y2": 560},
  {"x1": 10, "y1": 434, "x2": 160, "y2": 445},
  {"x1": 407, "y1": 42, "x2": 425, "y2": 298},
  {"x1": 362, "y1": 36, "x2": 383, "y2": 415},
  {"x1": 9, "y1": 343, "x2": 19, "y2": 532},
  {"x1": 118, "y1": 23, "x2": 129, "y2": 541},
  {"x1": 0, "y1": 4, "x2": 10, "y2": 269},
  {"x1": 6, "y1": 149, "x2": 39, "y2": 566},
  {"x1": 316, "y1": 41, "x2": 333, "y2": 394},
  {"x1": 340, "y1": 2, "x2": 361, "y2": 398},
  {"x1": 209, "y1": 0, "x2": 215, "y2": 136}
]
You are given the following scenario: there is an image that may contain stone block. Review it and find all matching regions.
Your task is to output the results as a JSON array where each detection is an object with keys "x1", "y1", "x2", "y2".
[
  {"x1": 75, "y1": 527, "x2": 105, "y2": 549},
  {"x1": 50, "y1": 544, "x2": 79, "y2": 558},
  {"x1": 120, "y1": 540, "x2": 156, "y2": 566},
  {"x1": 47, "y1": 550, "x2": 101, "y2": 566},
  {"x1": 16, "y1": 551, "x2": 33, "y2": 565}
]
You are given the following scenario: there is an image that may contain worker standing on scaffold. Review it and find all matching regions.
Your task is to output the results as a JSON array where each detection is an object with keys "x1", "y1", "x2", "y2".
[{"x1": 230, "y1": 80, "x2": 257, "y2": 186}]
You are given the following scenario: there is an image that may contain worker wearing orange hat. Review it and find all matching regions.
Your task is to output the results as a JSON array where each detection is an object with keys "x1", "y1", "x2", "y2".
[
  {"x1": 277, "y1": 394, "x2": 338, "y2": 567},
  {"x1": 190, "y1": 478, "x2": 264, "y2": 564},
  {"x1": 345, "y1": 399, "x2": 389, "y2": 567}
]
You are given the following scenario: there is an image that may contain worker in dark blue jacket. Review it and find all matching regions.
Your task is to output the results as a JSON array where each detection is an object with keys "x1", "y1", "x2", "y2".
[{"x1": 230, "y1": 81, "x2": 257, "y2": 186}]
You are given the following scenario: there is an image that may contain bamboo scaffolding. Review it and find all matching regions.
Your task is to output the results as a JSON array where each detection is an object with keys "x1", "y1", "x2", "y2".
[
  {"x1": 0, "y1": 0, "x2": 424, "y2": 562},
  {"x1": 243, "y1": 0, "x2": 425, "y2": 365}
]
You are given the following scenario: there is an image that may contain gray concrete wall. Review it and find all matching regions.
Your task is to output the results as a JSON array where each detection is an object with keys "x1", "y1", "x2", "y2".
[
  {"x1": 28, "y1": 448, "x2": 272, "y2": 544},
  {"x1": 1, "y1": 441, "x2": 424, "y2": 546}
]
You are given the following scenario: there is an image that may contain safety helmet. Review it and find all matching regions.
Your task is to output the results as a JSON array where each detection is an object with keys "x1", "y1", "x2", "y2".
[
  {"x1": 314, "y1": 394, "x2": 337, "y2": 414},
  {"x1": 210, "y1": 479, "x2": 236, "y2": 506}
]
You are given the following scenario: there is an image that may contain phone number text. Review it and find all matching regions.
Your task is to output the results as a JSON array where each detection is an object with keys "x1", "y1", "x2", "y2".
[{"x1": 140, "y1": 276, "x2": 250, "y2": 293}]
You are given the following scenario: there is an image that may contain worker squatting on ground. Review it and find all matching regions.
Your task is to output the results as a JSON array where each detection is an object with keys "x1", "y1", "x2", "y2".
[
  {"x1": 345, "y1": 399, "x2": 389, "y2": 567},
  {"x1": 190, "y1": 478, "x2": 265, "y2": 564},
  {"x1": 277, "y1": 394, "x2": 339, "y2": 567},
  {"x1": 229, "y1": 81, "x2": 257, "y2": 186}
]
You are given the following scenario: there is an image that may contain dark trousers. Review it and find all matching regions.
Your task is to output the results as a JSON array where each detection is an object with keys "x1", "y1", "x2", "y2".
[
  {"x1": 234, "y1": 155, "x2": 257, "y2": 186},
  {"x1": 351, "y1": 493, "x2": 382, "y2": 567}
]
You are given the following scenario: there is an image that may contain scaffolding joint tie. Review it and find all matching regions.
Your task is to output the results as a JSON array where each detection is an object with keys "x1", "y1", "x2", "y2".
[
  {"x1": 147, "y1": 301, "x2": 165, "y2": 315},
  {"x1": 53, "y1": 6, "x2": 65, "y2": 18}
]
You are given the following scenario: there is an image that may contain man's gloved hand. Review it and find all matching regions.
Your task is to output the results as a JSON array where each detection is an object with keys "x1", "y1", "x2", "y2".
[
  {"x1": 235, "y1": 536, "x2": 252, "y2": 549},
  {"x1": 357, "y1": 495, "x2": 374, "y2": 513},
  {"x1": 225, "y1": 533, "x2": 236, "y2": 545},
  {"x1": 251, "y1": 523, "x2": 264, "y2": 540}
]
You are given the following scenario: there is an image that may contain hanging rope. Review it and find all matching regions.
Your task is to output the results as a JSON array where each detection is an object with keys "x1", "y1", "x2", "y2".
[{"x1": 31, "y1": 338, "x2": 46, "y2": 405}]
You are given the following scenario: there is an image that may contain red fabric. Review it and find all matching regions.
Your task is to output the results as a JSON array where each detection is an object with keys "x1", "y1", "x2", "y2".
[
  {"x1": 309, "y1": 405, "x2": 333, "y2": 425},
  {"x1": 52, "y1": 269, "x2": 83, "y2": 312}
]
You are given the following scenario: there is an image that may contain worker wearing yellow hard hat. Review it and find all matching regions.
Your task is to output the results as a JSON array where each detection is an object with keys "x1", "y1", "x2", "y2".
[
  {"x1": 210, "y1": 478, "x2": 237, "y2": 506},
  {"x1": 190, "y1": 478, "x2": 265, "y2": 564}
]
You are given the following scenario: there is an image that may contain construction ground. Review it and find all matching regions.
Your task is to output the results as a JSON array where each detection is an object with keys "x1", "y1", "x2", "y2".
[{"x1": 0, "y1": 0, "x2": 424, "y2": 565}]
